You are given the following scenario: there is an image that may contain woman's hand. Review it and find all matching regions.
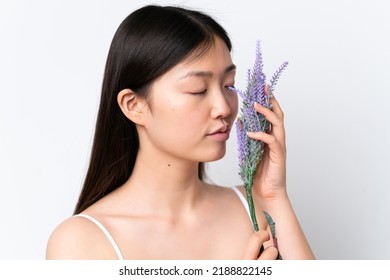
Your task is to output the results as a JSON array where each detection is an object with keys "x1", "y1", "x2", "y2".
[
  {"x1": 246, "y1": 88, "x2": 316, "y2": 259},
  {"x1": 247, "y1": 87, "x2": 287, "y2": 201},
  {"x1": 242, "y1": 230, "x2": 278, "y2": 260}
]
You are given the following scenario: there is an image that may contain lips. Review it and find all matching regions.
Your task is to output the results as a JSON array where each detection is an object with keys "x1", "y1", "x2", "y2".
[
  {"x1": 207, "y1": 125, "x2": 230, "y2": 141},
  {"x1": 208, "y1": 125, "x2": 229, "y2": 135}
]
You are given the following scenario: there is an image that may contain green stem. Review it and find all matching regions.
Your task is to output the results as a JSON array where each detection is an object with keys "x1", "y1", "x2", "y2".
[
  {"x1": 245, "y1": 183, "x2": 265, "y2": 254},
  {"x1": 246, "y1": 187, "x2": 259, "y2": 232}
]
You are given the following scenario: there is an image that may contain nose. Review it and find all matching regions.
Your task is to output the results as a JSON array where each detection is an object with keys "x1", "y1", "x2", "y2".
[{"x1": 210, "y1": 88, "x2": 233, "y2": 120}]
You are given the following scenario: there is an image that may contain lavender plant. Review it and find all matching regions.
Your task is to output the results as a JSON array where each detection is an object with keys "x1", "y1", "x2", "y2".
[{"x1": 232, "y1": 41, "x2": 288, "y2": 258}]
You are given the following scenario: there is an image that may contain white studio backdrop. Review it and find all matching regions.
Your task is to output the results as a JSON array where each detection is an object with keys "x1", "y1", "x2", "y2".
[{"x1": 1, "y1": 0, "x2": 389, "y2": 260}]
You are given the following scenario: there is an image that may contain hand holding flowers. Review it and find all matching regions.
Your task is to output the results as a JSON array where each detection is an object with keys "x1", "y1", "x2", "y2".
[{"x1": 249, "y1": 89, "x2": 287, "y2": 202}]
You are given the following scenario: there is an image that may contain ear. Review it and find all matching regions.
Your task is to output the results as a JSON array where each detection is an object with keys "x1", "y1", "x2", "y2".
[{"x1": 117, "y1": 89, "x2": 148, "y2": 125}]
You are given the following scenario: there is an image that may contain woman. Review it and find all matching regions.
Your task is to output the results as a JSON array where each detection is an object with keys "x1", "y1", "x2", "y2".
[{"x1": 46, "y1": 5, "x2": 314, "y2": 260}]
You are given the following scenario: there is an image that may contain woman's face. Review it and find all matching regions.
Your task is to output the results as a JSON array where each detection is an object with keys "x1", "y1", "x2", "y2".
[{"x1": 141, "y1": 37, "x2": 238, "y2": 163}]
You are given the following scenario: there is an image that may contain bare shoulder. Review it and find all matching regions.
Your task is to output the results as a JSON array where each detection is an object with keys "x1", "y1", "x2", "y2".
[
  {"x1": 46, "y1": 215, "x2": 118, "y2": 260},
  {"x1": 204, "y1": 184, "x2": 247, "y2": 210},
  {"x1": 206, "y1": 184, "x2": 246, "y2": 199},
  {"x1": 233, "y1": 185, "x2": 246, "y2": 196}
]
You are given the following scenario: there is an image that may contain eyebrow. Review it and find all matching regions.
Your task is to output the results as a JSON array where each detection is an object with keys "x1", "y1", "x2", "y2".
[{"x1": 180, "y1": 64, "x2": 236, "y2": 79}]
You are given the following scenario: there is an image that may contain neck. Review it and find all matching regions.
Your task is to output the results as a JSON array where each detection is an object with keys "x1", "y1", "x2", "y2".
[{"x1": 120, "y1": 146, "x2": 204, "y2": 218}]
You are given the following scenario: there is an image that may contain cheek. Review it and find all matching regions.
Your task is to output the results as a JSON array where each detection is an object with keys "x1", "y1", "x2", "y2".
[
  {"x1": 154, "y1": 97, "x2": 205, "y2": 134},
  {"x1": 151, "y1": 109, "x2": 204, "y2": 154}
]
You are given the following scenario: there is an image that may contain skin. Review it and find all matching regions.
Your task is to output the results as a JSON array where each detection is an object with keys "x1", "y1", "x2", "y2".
[{"x1": 46, "y1": 37, "x2": 314, "y2": 260}]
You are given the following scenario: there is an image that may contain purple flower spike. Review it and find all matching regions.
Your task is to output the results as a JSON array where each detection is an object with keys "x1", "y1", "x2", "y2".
[{"x1": 270, "y1": 61, "x2": 289, "y2": 92}]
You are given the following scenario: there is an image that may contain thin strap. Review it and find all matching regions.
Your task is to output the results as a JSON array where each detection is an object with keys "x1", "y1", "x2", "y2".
[
  {"x1": 230, "y1": 186, "x2": 251, "y2": 218},
  {"x1": 74, "y1": 214, "x2": 124, "y2": 260}
]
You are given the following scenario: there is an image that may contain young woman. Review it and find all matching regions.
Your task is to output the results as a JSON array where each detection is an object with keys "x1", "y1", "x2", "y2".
[{"x1": 46, "y1": 5, "x2": 314, "y2": 260}]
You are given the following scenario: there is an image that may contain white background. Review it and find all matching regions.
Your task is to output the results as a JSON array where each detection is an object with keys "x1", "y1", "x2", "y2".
[{"x1": 1, "y1": 0, "x2": 389, "y2": 260}]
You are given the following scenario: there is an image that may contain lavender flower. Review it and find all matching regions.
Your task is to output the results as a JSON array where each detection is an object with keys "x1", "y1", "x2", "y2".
[{"x1": 234, "y1": 41, "x2": 288, "y2": 259}]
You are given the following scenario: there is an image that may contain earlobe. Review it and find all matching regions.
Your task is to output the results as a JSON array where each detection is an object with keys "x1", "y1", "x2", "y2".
[{"x1": 117, "y1": 89, "x2": 146, "y2": 125}]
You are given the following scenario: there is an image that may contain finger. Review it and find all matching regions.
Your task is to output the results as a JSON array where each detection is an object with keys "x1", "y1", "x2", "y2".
[
  {"x1": 242, "y1": 230, "x2": 271, "y2": 260},
  {"x1": 254, "y1": 102, "x2": 283, "y2": 130},
  {"x1": 265, "y1": 84, "x2": 273, "y2": 98},
  {"x1": 253, "y1": 102, "x2": 286, "y2": 144},
  {"x1": 258, "y1": 246, "x2": 279, "y2": 260},
  {"x1": 269, "y1": 95, "x2": 284, "y2": 120},
  {"x1": 264, "y1": 84, "x2": 284, "y2": 122},
  {"x1": 254, "y1": 102, "x2": 280, "y2": 124},
  {"x1": 247, "y1": 131, "x2": 283, "y2": 154}
]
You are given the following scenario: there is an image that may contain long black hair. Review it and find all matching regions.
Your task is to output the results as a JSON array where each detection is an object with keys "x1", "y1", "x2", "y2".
[{"x1": 74, "y1": 5, "x2": 232, "y2": 214}]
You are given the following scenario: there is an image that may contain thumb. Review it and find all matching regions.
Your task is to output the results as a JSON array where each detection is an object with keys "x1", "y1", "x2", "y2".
[{"x1": 242, "y1": 230, "x2": 271, "y2": 260}]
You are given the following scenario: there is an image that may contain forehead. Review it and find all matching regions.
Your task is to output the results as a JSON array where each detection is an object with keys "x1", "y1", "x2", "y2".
[{"x1": 165, "y1": 37, "x2": 234, "y2": 79}]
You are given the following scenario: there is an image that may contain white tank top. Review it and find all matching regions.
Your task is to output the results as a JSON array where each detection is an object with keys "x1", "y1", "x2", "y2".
[{"x1": 74, "y1": 185, "x2": 250, "y2": 260}]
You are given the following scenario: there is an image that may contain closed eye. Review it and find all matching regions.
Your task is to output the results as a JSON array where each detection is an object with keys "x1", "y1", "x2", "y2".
[{"x1": 190, "y1": 89, "x2": 207, "y2": 95}]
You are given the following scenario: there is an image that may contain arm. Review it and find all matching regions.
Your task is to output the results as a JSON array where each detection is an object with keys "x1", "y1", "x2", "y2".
[
  {"x1": 257, "y1": 194, "x2": 314, "y2": 259},
  {"x1": 248, "y1": 90, "x2": 315, "y2": 260}
]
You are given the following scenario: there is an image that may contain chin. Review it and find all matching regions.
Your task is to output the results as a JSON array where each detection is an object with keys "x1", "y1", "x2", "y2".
[{"x1": 204, "y1": 147, "x2": 226, "y2": 162}]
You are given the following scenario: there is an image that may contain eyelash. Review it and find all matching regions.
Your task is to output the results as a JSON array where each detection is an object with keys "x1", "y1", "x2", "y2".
[
  {"x1": 192, "y1": 85, "x2": 235, "y2": 95},
  {"x1": 193, "y1": 89, "x2": 207, "y2": 95}
]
